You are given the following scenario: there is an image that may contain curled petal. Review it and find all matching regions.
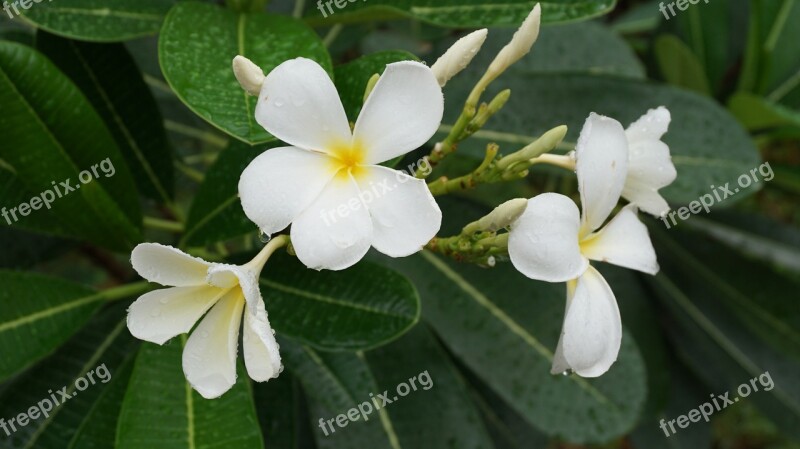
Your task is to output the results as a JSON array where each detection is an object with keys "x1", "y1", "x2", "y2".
[
  {"x1": 207, "y1": 264, "x2": 263, "y2": 314},
  {"x1": 291, "y1": 173, "x2": 373, "y2": 271},
  {"x1": 581, "y1": 205, "x2": 659, "y2": 275},
  {"x1": 238, "y1": 146, "x2": 339, "y2": 235},
  {"x1": 353, "y1": 61, "x2": 444, "y2": 164},
  {"x1": 356, "y1": 166, "x2": 441, "y2": 257},
  {"x1": 576, "y1": 113, "x2": 629, "y2": 236},
  {"x1": 255, "y1": 58, "x2": 352, "y2": 153},
  {"x1": 131, "y1": 243, "x2": 210, "y2": 287},
  {"x1": 508, "y1": 193, "x2": 588, "y2": 283},
  {"x1": 127, "y1": 286, "x2": 224, "y2": 345},
  {"x1": 243, "y1": 299, "x2": 282, "y2": 382},
  {"x1": 550, "y1": 266, "x2": 621, "y2": 377},
  {"x1": 183, "y1": 289, "x2": 244, "y2": 399}
]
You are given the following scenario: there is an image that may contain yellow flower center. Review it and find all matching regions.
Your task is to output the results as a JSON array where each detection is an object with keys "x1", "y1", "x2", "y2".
[{"x1": 328, "y1": 140, "x2": 366, "y2": 180}]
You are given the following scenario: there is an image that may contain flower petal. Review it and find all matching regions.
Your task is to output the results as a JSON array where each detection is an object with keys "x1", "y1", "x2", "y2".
[
  {"x1": 255, "y1": 58, "x2": 351, "y2": 152},
  {"x1": 625, "y1": 106, "x2": 670, "y2": 143},
  {"x1": 183, "y1": 289, "x2": 244, "y2": 399},
  {"x1": 508, "y1": 193, "x2": 588, "y2": 283},
  {"x1": 551, "y1": 266, "x2": 621, "y2": 377},
  {"x1": 127, "y1": 286, "x2": 224, "y2": 345},
  {"x1": 131, "y1": 243, "x2": 210, "y2": 287},
  {"x1": 355, "y1": 166, "x2": 441, "y2": 257},
  {"x1": 353, "y1": 61, "x2": 444, "y2": 164},
  {"x1": 576, "y1": 113, "x2": 629, "y2": 236},
  {"x1": 622, "y1": 183, "x2": 671, "y2": 218},
  {"x1": 291, "y1": 173, "x2": 373, "y2": 270},
  {"x1": 239, "y1": 146, "x2": 339, "y2": 235},
  {"x1": 623, "y1": 139, "x2": 677, "y2": 217},
  {"x1": 581, "y1": 205, "x2": 659, "y2": 275},
  {"x1": 243, "y1": 299, "x2": 281, "y2": 382}
]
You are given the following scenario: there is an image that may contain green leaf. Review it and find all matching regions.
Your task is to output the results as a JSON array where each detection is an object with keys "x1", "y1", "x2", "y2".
[
  {"x1": 0, "y1": 303, "x2": 138, "y2": 448},
  {"x1": 463, "y1": 368, "x2": 549, "y2": 449},
  {"x1": 0, "y1": 42, "x2": 142, "y2": 251},
  {"x1": 306, "y1": 0, "x2": 617, "y2": 27},
  {"x1": 282, "y1": 324, "x2": 494, "y2": 448},
  {"x1": 68, "y1": 357, "x2": 136, "y2": 449},
  {"x1": 263, "y1": 253, "x2": 419, "y2": 351},
  {"x1": 739, "y1": 0, "x2": 800, "y2": 108},
  {"x1": 0, "y1": 228, "x2": 70, "y2": 269},
  {"x1": 630, "y1": 364, "x2": 713, "y2": 449},
  {"x1": 651, "y1": 222, "x2": 800, "y2": 360},
  {"x1": 654, "y1": 34, "x2": 712, "y2": 96},
  {"x1": 334, "y1": 50, "x2": 418, "y2": 122},
  {"x1": 379, "y1": 251, "x2": 648, "y2": 444},
  {"x1": 0, "y1": 271, "x2": 102, "y2": 382},
  {"x1": 649, "y1": 267, "x2": 800, "y2": 440},
  {"x1": 686, "y1": 212, "x2": 800, "y2": 278},
  {"x1": 116, "y1": 341, "x2": 264, "y2": 449},
  {"x1": 728, "y1": 92, "x2": 800, "y2": 132},
  {"x1": 0, "y1": 166, "x2": 73, "y2": 238},
  {"x1": 183, "y1": 141, "x2": 279, "y2": 247},
  {"x1": 36, "y1": 31, "x2": 175, "y2": 204},
  {"x1": 601, "y1": 265, "x2": 671, "y2": 419},
  {"x1": 159, "y1": 2, "x2": 331, "y2": 145},
  {"x1": 668, "y1": 0, "x2": 746, "y2": 96},
  {"x1": 445, "y1": 74, "x2": 762, "y2": 206},
  {"x1": 19, "y1": 0, "x2": 178, "y2": 42},
  {"x1": 253, "y1": 373, "x2": 304, "y2": 449}
]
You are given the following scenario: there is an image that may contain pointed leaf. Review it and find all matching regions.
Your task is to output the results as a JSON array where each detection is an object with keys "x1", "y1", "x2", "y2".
[
  {"x1": 0, "y1": 42, "x2": 141, "y2": 251},
  {"x1": 36, "y1": 31, "x2": 175, "y2": 203}
]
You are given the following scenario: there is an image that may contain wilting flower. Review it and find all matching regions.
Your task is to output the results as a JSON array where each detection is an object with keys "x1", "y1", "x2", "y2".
[
  {"x1": 238, "y1": 57, "x2": 443, "y2": 271},
  {"x1": 622, "y1": 107, "x2": 677, "y2": 217},
  {"x1": 128, "y1": 241, "x2": 284, "y2": 399},
  {"x1": 508, "y1": 113, "x2": 659, "y2": 377}
]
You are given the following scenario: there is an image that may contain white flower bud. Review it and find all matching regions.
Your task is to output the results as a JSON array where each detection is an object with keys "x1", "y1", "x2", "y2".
[
  {"x1": 486, "y1": 4, "x2": 541, "y2": 80},
  {"x1": 431, "y1": 29, "x2": 488, "y2": 87},
  {"x1": 232, "y1": 55, "x2": 265, "y2": 96},
  {"x1": 464, "y1": 198, "x2": 529, "y2": 234}
]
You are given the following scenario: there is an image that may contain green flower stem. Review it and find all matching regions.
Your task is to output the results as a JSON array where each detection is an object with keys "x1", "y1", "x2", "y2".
[
  {"x1": 415, "y1": 87, "x2": 510, "y2": 179},
  {"x1": 426, "y1": 231, "x2": 509, "y2": 266},
  {"x1": 143, "y1": 216, "x2": 184, "y2": 233},
  {"x1": 427, "y1": 142, "x2": 535, "y2": 196},
  {"x1": 100, "y1": 281, "x2": 157, "y2": 302}
]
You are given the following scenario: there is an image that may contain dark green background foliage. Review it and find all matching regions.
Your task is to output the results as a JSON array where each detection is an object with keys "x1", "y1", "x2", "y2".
[{"x1": 0, "y1": 0, "x2": 798, "y2": 448}]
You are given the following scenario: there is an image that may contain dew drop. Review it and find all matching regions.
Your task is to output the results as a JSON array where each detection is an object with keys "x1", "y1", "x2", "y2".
[
  {"x1": 259, "y1": 230, "x2": 272, "y2": 243},
  {"x1": 150, "y1": 308, "x2": 161, "y2": 318}
]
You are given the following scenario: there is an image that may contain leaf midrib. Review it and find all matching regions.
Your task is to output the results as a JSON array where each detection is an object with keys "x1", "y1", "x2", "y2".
[
  {"x1": 260, "y1": 279, "x2": 414, "y2": 319},
  {"x1": 0, "y1": 291, "x2": 102, "y2": 333}
]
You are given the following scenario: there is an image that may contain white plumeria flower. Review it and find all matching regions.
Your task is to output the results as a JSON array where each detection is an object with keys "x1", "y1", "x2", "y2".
[
  {"x1": 622, "y1": 106, "x2": 677, "y2": 217},
  {"x1": 128, "y1": 239, "x2": 285, "y2": 399},
  {"x1": 508, "y1": 113, "x2": 659, "y2": 377},
  {"x1": 238, "y1": 58, "x2": 443, "y2": 271}
]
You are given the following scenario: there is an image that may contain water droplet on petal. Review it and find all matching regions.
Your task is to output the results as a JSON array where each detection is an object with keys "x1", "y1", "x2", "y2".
[{"x1": 259, "y1": 230, "x2": 272, "y2": 243}]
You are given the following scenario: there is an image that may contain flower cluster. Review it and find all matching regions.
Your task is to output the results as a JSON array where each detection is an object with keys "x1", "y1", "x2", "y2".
[{"x1": 126, "y1": 1, "x2": 677, "y2": 398}]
